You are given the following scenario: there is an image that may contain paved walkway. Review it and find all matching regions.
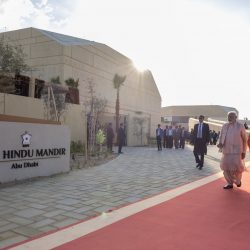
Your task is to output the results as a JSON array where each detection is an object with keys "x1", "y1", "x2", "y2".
[{"x1": 0, "y1": 145, "x2": 249, "y2": 249}]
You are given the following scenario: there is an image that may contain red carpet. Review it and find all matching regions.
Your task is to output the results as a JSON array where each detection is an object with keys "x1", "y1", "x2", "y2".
[{"x1": 54, "y1": 172, "x2": 250, "y2": 250}]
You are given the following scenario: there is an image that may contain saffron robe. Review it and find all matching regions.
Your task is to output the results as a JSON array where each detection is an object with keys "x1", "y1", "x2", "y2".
[{"x1": 219, "y1": 121, "x2": 247, "y2": 172}]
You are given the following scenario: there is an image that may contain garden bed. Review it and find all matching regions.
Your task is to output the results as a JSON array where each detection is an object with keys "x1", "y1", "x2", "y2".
[{"x1": 70, "y1": 152, "x2": 117, "y2": 169}]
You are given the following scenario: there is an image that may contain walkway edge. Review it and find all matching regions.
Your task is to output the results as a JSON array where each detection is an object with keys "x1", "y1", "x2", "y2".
[{"x1": 10, "y1": 172, "x2": 224, "y2": 250}]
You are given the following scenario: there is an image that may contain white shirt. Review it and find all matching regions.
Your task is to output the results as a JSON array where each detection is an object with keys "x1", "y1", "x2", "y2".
[{"x1": 197, "y1": 123, "x2": 203, "y2": 138}]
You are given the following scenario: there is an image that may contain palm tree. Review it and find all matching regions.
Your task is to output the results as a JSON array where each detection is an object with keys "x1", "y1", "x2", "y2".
[
  {"x1": 113, "y1": 73, "x2": 126, "y2": 132},
  {"x1": 65, "y1": 77, "x2": 79, "y2": 104},
  {"x1": 65, "y1": 77, "x2": 79, "y2": 89}
]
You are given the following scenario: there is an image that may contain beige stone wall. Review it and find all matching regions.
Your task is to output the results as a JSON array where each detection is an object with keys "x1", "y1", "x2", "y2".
[
  {"x1": 0, "y1": 27, "x2": 162, "y2": 145},
  {"x1": 0, "y1": 93, "x2": 86, "y2": 145},
  {"x1": 0, "y1": 93, "x2": 44, "y2": 119},
  {"x1": 62, "y1": 44, "x2": 161, "y2": 113},
  {"x1": 62, "y1": 45, "x2": 161, "y2": 143},
  {"x1": 126, "y1": 112, "x2": 151, "y2": 146},
  {"x1": 162, "y1": 105, "x2": 238, "y2": 120},
  {"x1": 63, "y1": 103, "x2": 86, "y2": 143},
  {"x1": 0, "y1": 28, "x2": 64, "y2": 82}
]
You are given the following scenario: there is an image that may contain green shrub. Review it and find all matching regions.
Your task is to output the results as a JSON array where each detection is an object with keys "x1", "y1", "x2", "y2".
[
  {"x1": 70, "y1": 140, "x2": 84, "y2": 154},
  {"x1": 65, "y1": 77, "x2": 79, "y2": 89},
  {"x1": 96, "y1": 129, "x2": 106, "y2": 145}
]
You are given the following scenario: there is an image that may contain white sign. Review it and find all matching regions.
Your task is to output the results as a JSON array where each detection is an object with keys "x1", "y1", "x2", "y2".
[
  {"x1": 164, "y1": 116, "x2": 172, "y2": 122},
  {"x1": 0, "y1": 122, "x2": 71, "y2": 184}
]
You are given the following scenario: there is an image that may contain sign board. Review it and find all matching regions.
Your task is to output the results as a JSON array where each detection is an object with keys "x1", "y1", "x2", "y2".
[
  {"x1": 0, "y1": 122, "x2": 70, "y2": 184},
  {"x1": 163, "y1": 116, "x2": 172, "y2": 122}
]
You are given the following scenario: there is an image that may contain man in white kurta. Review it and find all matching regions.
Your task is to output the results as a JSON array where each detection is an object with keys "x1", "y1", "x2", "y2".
[{"x1": 217, "y1": 111, "x2": 247, "y2": 189}]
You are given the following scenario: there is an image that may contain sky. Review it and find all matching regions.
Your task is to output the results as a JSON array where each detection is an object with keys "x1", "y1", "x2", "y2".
[{"x1": 0, "y1": 0, "x2": 250, "y2": 119}]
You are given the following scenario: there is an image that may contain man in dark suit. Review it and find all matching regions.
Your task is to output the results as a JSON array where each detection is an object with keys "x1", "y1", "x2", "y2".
[
  {"x1": 117, "y1": 123, "x2": 126, "y2": 154},
  {"x1": 106, "y1": 123, "x2": 114, "y2": 152},
  {"x1": 193, "y1": 115, "x2": 210, "y2": 170},
  {"x1": 156, "y1": 124, "x2": 163, "y2": 151},
  {"x1": 179, "y1": 127, "x2": 187, "y2": 149}
]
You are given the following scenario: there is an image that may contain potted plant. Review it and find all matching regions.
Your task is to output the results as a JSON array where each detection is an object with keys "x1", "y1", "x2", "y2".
[{"x1": 65, "y1": 77, "x2": 79, "y2": 104}]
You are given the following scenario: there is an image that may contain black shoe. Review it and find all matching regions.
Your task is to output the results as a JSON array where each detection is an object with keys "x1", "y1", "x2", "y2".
[
  {"x1": 196, "y1": 163, "x2": 200, "y2": 168},
  {"x1": 198, "y1": 165, "x2": 203, "y2": 170},
  {"x1": 223, "y1": 184, "x2": 233, "y2": 189},
  {"x1": 237, "y1": 181, "x2": 241, "y2": 187}
]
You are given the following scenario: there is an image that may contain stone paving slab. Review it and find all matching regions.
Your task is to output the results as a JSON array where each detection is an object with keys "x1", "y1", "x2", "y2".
[
  {"x1": 0, "y1": 235, "x2": 27, "y2": 249},
  {"x1": 14, "y1": 208, "x2": 45, "y2": 218},
  {"x1": 53, "y1": 218, "x2": 78, "y2": 228},
  {"x1": 4, "y1": 217, "x2": 32, "y2": 226},
  {"x1": 12, "y1": 227, "x2": 41, "y2": 237},
  {"x1": 43, "y1": 210, "x2": 65, "y2": 218},
  {"x1": 0, "y1": 224, "x2": 19, "y2": 234},
  {"x1": 0, "y1": 145, "x2": 249, "y2": 249},
  {"x1": 29, "y1": 218, "x2": 56, "y2": 229}
]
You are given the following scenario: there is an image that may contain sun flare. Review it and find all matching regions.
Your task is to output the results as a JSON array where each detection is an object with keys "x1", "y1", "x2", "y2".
[{"x1": 132, "y1": 60, "x2": 148, "y2": 72}]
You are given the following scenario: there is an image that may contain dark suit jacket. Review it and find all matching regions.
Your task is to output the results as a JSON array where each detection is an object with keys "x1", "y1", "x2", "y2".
[
  {"x1": 193, "y1": 123, "x2": 210, "y2": 154},
  {"x1": 180, "y1": 130, "x2": 188, "y2": 139},
  {"x1": 117, "y1": 127, "x2": 125, "y2": 145},
  {"x1": 106, "y1": 126, "x2": 114, "y2": 143}
]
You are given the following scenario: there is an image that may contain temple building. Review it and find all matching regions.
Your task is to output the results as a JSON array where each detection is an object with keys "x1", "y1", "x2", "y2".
[{"x1": 0, "y1": 27, "x2": 162, "y2": 146}]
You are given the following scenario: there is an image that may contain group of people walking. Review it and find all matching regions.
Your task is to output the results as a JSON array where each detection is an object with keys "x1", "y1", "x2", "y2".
[
  {"x1": 157, "y1": 112, "x2": 250, "y2": 189},
  {"x1": 108, "y1": 111, "x2": 250, "y2": 191},
  {"x1": 209, "y1": 130, "x2": 220, "y2": 145},
  {"x1": 192, "y1": 112, "x2": 249, "y2": 189},
  {"x1": 106, "y1": 122, "x2": 126, "y2": 154},
  {"x1": 156, "y1": 124, "x2": 188, "y2": 151}
]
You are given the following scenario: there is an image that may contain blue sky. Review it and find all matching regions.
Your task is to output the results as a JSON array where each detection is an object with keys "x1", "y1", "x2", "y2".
[{"x1": 0, "y1": 0, "x2": 250, "y2": 119}]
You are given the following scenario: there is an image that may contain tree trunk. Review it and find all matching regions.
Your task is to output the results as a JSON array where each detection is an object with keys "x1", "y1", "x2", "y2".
[{"x1": 115, "y1": 89, "x2": 120, "y2": 132}]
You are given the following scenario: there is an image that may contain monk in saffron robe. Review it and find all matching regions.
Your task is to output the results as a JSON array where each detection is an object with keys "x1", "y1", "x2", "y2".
[{"x1": 217, "y1": 111, "x2": 247, "y2": 189}]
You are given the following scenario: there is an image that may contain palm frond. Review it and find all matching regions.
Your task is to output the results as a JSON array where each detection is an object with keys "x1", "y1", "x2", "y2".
[{"x1": 113, "y1": 73, "x2": 126, "y2": 89}]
